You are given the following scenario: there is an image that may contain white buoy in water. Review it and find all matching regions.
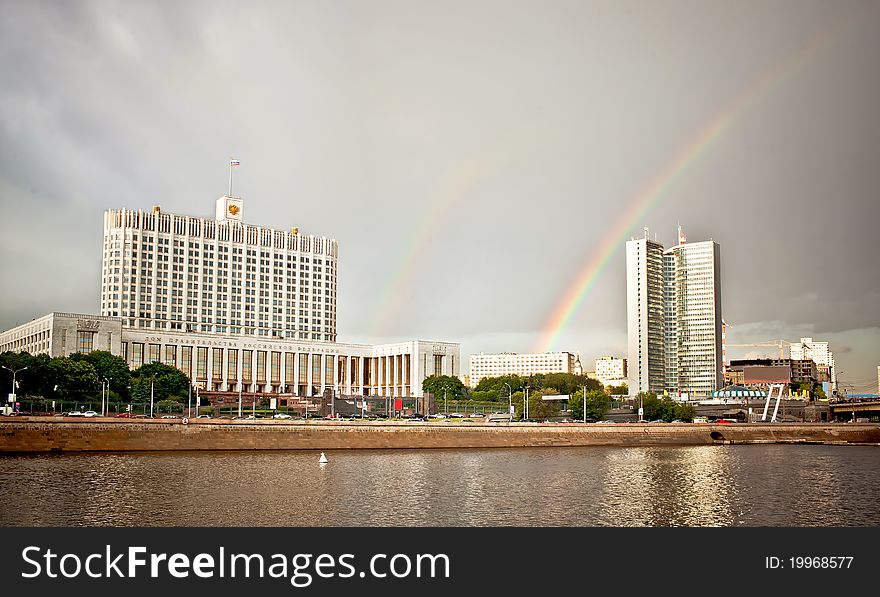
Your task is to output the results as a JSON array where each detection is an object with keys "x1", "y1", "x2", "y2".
[{"x1": 319, "y1": 452, "x2": 328, "y2": 464}]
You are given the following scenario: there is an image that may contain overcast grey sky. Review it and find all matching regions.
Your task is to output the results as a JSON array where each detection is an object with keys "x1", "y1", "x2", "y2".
[{"x1": 1, "y1": 0, "x2": 878, "y2": 391}]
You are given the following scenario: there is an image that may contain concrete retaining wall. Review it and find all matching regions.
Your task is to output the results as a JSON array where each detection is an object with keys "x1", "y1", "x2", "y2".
[{"x1": 2, "y1": 419, "x2": 879, "y2": 452}]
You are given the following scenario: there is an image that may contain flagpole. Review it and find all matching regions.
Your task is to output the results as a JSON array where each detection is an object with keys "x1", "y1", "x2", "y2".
[{"x1": 228, "y1": 158, "x2": 233, "y2": 197}]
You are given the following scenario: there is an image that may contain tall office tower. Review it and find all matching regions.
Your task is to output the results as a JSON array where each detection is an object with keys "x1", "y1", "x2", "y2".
[
  {"x1": 100, "y1": 195, "x2": 338, "y2": 342},
  {"x1": 790, "y1": 337, "x2": 836, "y2": 391},
  {"x1": 626, "y1": 231, "x2": 666, "y2": 395},
  {"x1": 662, "y1": 227, "x2": 723, "y2": 397},
  {"x1": 627, "y1": 226, "x2": 723, "y2": 398}
]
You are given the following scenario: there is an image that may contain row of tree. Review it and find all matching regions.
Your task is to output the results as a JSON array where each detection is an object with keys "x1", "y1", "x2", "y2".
[
  {"x1": 0, "y1": 351, "x2": 192, "y2": 404},
  {"x1": 635, "y1": 392, "x2": 697, "y2": 422},
  {"x1": 422, "y1": 372, "x2": 611, "y2": 403},
  {"x1": 421, "y1": 374, "x2": 698, "y2": 422},
  {"x1": 422, "y1": 373, "x2": 618, "y2": 420}
]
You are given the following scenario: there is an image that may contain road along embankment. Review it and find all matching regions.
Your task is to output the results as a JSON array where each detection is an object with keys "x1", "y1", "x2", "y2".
[{"x1": 1, "y1": 419, "x2": 879, "y2": 452}]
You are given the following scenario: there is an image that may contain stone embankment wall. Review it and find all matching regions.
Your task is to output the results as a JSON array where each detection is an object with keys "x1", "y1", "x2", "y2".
[{"x1": 2, "y1": 419, "x2": 879, "y2": 452}]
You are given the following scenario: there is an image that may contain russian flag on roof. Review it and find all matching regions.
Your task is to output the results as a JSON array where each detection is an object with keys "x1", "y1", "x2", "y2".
[{"x1": 230, "y1": 159, "x2": 240, "y2": 166}]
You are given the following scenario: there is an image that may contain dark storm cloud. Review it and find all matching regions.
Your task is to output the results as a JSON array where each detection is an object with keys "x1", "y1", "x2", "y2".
[{"x1": 1, "y1": 0, "x2": 878, "y2": 385}]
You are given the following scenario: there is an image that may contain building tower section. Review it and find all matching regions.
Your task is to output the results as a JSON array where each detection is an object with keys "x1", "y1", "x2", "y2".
[{"x1": 100, "y1": 196, "x2": 338, "y2": 342}]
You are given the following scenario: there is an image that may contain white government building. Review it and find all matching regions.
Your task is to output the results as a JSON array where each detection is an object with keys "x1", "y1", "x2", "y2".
[
  {"x1": 626, "y1": 226, "x2": 723, "y2": 399},
  {"x1": 468, "y1": 352, "x2": 582, "y2": 388},
  {"x1": 1, "y1": 191, "x2": 459, "y2": 401}
]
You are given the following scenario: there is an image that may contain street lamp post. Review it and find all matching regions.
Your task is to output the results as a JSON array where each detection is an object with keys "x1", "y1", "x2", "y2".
[
  {"x1": 442, "y1": 385, "x2": 450, "y2": 415},
  {"x1": 149, "y1": 375, "x2": 155, "y2": 418},
  {"x1": 1, "y1": 366, "x2": 27, "y2": 415},
  {"x1": 522, "y1": 384, "x2": 530, "y2": 420},
  {"x1": 502, "y1": 382, "x2": 512, "y2": 418},
  {"x1": 103, "y1": 377, "x2": 109, "y2": 417},
  {"x1": 583, "y1": 384, "x2": 587, "y2": 424}
]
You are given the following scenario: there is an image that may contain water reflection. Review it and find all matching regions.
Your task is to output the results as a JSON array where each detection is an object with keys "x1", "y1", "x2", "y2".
[{"x1": 1, "y1": 445, "x2": 879, "y2": 527}]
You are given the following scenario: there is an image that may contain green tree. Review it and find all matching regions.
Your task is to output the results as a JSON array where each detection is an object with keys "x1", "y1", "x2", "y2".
[
  {"x1": 71, "y1": 351, "x2": 131, "y2": 400},
  {"x1": 637, "y1": 392, "x2": 663, "y2": 421},
  {"x1": 130, "y1": 362, "x2": 191, "y2": 404},
  {"x1": 422, "y1": 375, "x2": 466, "y2": 402},
  {"x1": 570, "y1": 388, "x2": 611, "y2": 421},
  {"x1": 48, "y1": 357, "x2": 100, "y2": 401},
  {"x1": 156, "y1": 398, "x2": 183, "y2": 413},
  {"x1": 538, "y1": 373, "x2": 603, "y2": 395},
  {"x1": 607, "y1": 383, "x2": 629, "y2": 396},
  {"x1": 469, "y1": 390, "x2": 498, "y2": 402},
  {"x1": 673, "y1": 401, "x2": 696, "y2": 422},
  {"x1": 0, "y1": 351, "x2": 46, "y2": 397},
  {"x1": 637, "y1": 391, "x2": 696, "y2": 421},
  {"x1": 526, "y1": 389, "x2": 561, "y2": 420}
]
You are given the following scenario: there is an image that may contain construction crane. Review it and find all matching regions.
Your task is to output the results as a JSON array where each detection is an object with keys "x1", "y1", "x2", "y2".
[{"x1": 726, "y1": 339, "x2": 795, "y2": 360}]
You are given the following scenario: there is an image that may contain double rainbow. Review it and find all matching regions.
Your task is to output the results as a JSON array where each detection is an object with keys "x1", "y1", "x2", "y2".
[{"x1": 533, "y1": 14, "x2": 851, "y2": 353}]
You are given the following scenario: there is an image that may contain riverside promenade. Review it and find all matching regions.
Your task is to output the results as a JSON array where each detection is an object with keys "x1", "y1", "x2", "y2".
[{"x1": 1, "y1": 418, "x2": 879, "y2": 452}]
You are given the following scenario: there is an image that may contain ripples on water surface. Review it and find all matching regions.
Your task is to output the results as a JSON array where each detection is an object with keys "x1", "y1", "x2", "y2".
[{"x1": 1, "y1": 445, "x2": 879, "y2": 526}]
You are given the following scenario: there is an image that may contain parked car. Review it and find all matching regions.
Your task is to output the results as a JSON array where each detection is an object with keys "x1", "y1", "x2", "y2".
[{"x1": 82, "y1": 411, "x2": 99, "y2": 417}]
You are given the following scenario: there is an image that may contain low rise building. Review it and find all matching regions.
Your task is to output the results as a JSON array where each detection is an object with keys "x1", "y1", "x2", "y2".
[
  {"x1": 595, "y1": 356, "x2": 627, "y2": 387},
  {"x1": 469, "y1": 352, "x2": 578, "y2": 387}
]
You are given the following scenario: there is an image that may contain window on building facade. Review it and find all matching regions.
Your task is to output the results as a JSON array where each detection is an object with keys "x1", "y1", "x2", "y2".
[
  {"x1": 212, "y1": 348, "x2": 223, "y2": 380},
  {"x1": 75, "y1": 331, "x2": 95, "y2": 354},
  {"x1": 242, "y1": 350, "x2": 253, "y2": 382},
  {"x1": 132, "y1": 343, "x2": 144, "y2": 368},
  {"x1": 312, "y1": 355, "x2": 322, "y2": 387},
  {"x1": 196, "y1": 347, "x2": 208, "y2": 380},
  {"x1": 290, "y1": 353, "x2": 304, "y2": 384},
  {"x1": 227, "y1": 349, "x2": 238, "y2": 381}
]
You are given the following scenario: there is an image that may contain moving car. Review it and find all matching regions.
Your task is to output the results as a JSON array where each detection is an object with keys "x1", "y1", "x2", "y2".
[
  {"x1": 115, "y1": 412, "x2": 134, "y2": 418},
  {"x1": 65, "y1": 411, "x2": 85, "y2": 417},
  {"x1": 272, "y1": 413, "x2": 292, "y2": 419},
  {"x1": 83, "y1": 411, "x2": 99, "y2": 417}
]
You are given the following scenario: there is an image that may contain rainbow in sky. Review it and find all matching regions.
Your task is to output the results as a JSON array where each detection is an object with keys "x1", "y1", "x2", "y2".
[
  {"x1": 533, "y1": 15, "x2": 852, "y2": 354},
  {"x1": 366, "y1": 154, "x2": 500, "y2": 337}
]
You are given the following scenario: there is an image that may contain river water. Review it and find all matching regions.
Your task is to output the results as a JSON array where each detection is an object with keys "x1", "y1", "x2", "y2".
[{"x1": 1, "y1": 445, "x2": 878, "y2": 526}]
